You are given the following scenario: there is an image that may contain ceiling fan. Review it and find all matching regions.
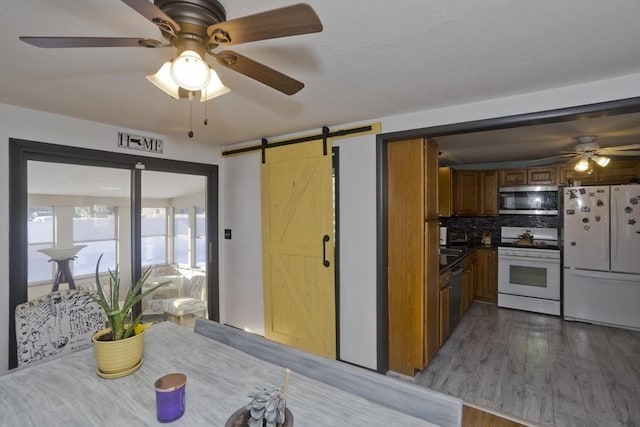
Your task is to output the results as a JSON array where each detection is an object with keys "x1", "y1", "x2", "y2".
[
  {"x1": 555, "y1": 135, "x2": 640, "y2": 172},
  {"x1": 19, "y1": 0, "x2": 323, "y2": 100}
]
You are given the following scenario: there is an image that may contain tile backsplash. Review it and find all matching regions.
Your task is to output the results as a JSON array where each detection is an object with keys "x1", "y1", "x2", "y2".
[{"x1": 440, "y1": 215, "x2": 560, "y2": 245}]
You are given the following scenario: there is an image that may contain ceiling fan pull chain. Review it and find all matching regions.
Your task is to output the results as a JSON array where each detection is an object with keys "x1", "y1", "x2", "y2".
[
  {"x1": 204, "y1": 88, "x2": 208, "y2": 126},
  {"x1": 188, "y1": 91, "x2": 194, "y2": 138}
]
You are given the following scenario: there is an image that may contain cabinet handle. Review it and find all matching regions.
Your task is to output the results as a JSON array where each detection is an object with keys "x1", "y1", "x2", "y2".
[{"x1": 322, "y1": 235, "x2": 330, "y2": 267}]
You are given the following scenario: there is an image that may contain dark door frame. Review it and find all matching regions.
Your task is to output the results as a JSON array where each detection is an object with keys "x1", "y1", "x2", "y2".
[
  {"x1": 375, "y1": 96, "x2": 640, "y2": 374},
  {"x1": 8, "y1": 138, "x2": 219, "y2": 368}
]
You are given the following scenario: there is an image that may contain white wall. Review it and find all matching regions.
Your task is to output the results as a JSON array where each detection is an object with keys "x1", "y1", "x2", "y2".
[
  {"x1": 0, "y1": 103, "x2": 223, "y2": 373},
  {"x1": 220, "y1": 72, "x2": 640, "y2": 370}
]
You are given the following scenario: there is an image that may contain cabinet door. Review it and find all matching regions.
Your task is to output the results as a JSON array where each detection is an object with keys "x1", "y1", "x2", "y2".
[
  {"x1": 527, "y1": 166, "x2": 556, "y2": 185},
  {"x1": 438, "y1": 167, "x2": 454, "y2": 217},
  {"x1": 424, "y1": 139, "x2": 439, "y2": 219},
  {"x1": 597, "y1": 160, "x2": 640, "y2": 184},
  {"x1": 454, "y1": 170, "x2": 479, "y2": 215},
  {"x1": 475, "y1": 249, "x2": 498, "y2": 303},
  {"x1": 424, "y1": 219, "x2": 440, "y2": 364},
  {"x1": 500, "y1": 169, "x2": 527, "y2": 186},
  {"x1": 387, "y1": 138, "x2": 425, "y2": 375},
  {"x1": 438, "y1": 284, "x2": 450, "y2": 346},
  {"x1": 557, "y1": 165, "x2": 598, "y2": 185},
  {"x1": 479, "y1": 170, "x2": 499, "y2": 216}
]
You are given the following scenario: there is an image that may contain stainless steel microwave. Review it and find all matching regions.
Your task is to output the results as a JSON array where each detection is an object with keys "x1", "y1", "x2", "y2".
[{"x1": 499, "y1": 185, "x2": 559, "y2": 215}]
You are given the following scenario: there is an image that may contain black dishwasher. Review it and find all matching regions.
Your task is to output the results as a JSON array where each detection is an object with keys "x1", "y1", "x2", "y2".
[{"x1": 449, "y1": 266, "x2": 462, "y2": 331}]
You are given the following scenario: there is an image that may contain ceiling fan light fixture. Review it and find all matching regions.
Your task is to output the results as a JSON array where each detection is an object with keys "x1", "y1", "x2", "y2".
[
  {"x1": 200, "y1": 69, "x2": 230, "y2": 102},
  {"x1": 574, "y1": 155, "x2": 590, "y2": 172},
  {"x1": 592, "y1": 154, "x2": 610, "y2": 167},
  {"x1": 170, "y1": 50, "x2": 211, "y2": 91},
  {"x1": 146, "y1": 61, "x2": 181, "y2": 99}
]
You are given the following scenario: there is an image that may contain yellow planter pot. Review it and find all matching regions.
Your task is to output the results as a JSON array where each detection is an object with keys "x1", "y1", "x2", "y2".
[{"x1": 92, "y1": 328, "x2": 144, "y2": 379}]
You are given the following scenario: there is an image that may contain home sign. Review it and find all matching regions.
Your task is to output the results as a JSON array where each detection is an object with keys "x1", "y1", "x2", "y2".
[{"x1": 118, "y1": 132, "x2": 163, "y2": 154}]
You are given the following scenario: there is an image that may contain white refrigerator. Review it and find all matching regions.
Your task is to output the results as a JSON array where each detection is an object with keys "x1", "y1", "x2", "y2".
[{"x1": 563, "y1": 184, "x2": 640, "y2": 330}]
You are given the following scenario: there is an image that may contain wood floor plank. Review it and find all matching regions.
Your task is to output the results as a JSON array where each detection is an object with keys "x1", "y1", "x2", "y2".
[
  {"x1": 416, "y1": 303, "x2": 640, "y2": 427},
  {"x1": 462, "y1": 404, "x2": 526, "y2": 427}
]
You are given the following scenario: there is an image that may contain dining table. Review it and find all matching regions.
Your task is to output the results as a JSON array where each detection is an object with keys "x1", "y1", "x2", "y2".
[{"x1": 0, "y1": 321, "x2": 460, "y2": 426}]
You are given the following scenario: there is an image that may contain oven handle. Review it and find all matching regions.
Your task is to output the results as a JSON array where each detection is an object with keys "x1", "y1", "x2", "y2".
[{"x1": 498, "y1": 254, "x2": 560, "y2": 263}]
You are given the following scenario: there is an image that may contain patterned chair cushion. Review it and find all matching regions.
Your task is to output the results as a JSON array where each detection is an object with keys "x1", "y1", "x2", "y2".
[{"x1": 15, "y1": 290, "x2": 106, "y2": 366}]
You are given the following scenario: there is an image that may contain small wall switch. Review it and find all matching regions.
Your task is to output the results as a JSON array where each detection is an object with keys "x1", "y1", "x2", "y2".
[{"x1": 224, "y1": 229, "x2": 232, "y2": 239}]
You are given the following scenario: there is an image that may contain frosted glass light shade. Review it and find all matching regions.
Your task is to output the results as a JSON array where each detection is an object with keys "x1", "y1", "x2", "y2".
[
  {"x1": 574, "y1": 157, "x2": 590, "y2": 172},
  {"x1": 592, "y1": 155, "x2": 610, "y2": 167},
  {"x1": 170, "y1": 50, "x2": 211, "y2": 91},
  {"x1": 146, "y1": 62, "x2": 181, "y2": 99},
  {"x1": 200, "y1": 69, "x2": 230, "y2": 102}
]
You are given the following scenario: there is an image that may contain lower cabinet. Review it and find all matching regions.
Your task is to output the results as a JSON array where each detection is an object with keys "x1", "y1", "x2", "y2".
[
  {"x1": 460, "y1": 253, "x2": 476, "y2": 316},
  {"x1": 475, "y1": 248, "x2": 498, "y2": 303},
  {"x1": 438, "y1": 272, "x2": 450, "y2": 346}
]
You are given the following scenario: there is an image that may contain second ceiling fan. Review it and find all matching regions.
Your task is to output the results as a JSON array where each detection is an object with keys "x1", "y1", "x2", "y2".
[{"x1": 20, "y1": 0, "x2": 323, "y2": 100}]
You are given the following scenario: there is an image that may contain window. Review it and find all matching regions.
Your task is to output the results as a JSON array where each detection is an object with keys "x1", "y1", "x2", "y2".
[
  {"x1": 173, "y1": 207, "x2": 190, "y2": 265},
  {"x1": 195, "y1": 207, "x2": 207, "y2": 269},
  {"x1": 27, "y1": 206, "x2": 55, "y2": 283},
  {"x1": 73, "y1": 206, "x2": 117, "y2": 275},
  {"x1": 142, "y1": 207, "x2": 167, "y2": 266}
]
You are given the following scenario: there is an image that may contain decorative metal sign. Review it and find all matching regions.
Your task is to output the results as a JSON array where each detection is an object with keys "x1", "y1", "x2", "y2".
[{"x1": 118, "y1": 132, "x2": 163, "y2": 154}]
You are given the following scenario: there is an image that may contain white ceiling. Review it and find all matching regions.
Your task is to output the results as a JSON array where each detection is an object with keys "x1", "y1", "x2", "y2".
[{"x1": 2, "y1": 1, "x2": 640, "y2": 165}]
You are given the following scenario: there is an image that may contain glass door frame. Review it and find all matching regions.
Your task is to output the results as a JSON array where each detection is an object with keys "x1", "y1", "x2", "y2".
[{"x1": 9, "y1": 138, "x2": 219, "y2": 368}]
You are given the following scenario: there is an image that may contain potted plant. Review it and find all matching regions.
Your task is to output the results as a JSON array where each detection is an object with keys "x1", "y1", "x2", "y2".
[
  {"x1": 84, "y1": 254, "x2": 169, "y2": 378},
  {"x1": 225, "y1": 369, "x2": 293, "y2": 427}
]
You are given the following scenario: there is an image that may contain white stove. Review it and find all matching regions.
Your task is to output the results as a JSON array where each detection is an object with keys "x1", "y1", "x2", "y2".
[{"x1": 497, "y1": 227, "x2": 561, "y2": 316}]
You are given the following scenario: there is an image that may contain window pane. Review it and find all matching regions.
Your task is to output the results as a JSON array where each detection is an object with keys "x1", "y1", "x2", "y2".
[
  {"x1": 28, "y1": 244, "x2": 54, "y2": 283},
  {"x1": 73, "y1": 207, "x2": 116, "y2": 241},
  {"x1": 195, "y1": 238, "x2": 207, "y2": 269},
  {"x1": 28, "y1": 207, "x2": 54, "y2": 244},
  {"x1": 73, "y1": 242, "x2": 117, "y2": 276},
  {"x1": 142, "y1": 208, "x2": 166, "y2": 236},
  {"x1": 142, "y1": 236, "x2": 166, "y2": 265},
  {"x1": 195, "y1": 207, "x2": 206, "y2": 239},
  {"x1": 174, "y1": 208, "x2": 189, "y2": 236},
  {"x1": 174, "y1": 236, "x2": 189, "y2": 265}
]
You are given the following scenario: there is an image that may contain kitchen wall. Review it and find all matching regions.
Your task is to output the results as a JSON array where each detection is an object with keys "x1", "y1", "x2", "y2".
[{"x1": 440, "y1": 215, "x2": 561, "y2": 246}]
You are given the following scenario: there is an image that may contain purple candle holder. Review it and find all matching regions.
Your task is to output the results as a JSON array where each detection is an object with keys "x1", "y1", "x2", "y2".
[{"x1": 155, "y1": 373, "x2": 186, "y2": 423}]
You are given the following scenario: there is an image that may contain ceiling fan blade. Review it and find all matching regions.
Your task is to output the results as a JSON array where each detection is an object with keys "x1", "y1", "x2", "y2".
[
  {"x1": 607, "y1": 151, "x2": 640, "y2": 156},
  {"x1": 215, "y1": 50, "x2": 304, "y2": 95},
  {"x1": 121, "y1": 0, "x2": 181, "y2": 32},
  {"x1": 597, "y1": 144, "x2": 640, "y2": 153},
  {"x1": 19, "y1": 36, "x2": 166, "y2": 48},
  {"x1": 207, "y1": 3, "x2": 322, "y2": 46}
]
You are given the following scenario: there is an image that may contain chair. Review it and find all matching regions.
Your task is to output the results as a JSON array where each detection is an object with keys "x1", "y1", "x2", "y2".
[
  {"x1": 162, "y1": 275, "x2": 207, "y2": 321},
  {"x1": 15, "y1": 290, "x2": 106, "y2": 367}
]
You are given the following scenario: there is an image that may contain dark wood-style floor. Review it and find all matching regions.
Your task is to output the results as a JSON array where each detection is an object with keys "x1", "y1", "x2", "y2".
[{"x1": 416, "y1": 302, "x2": 640, "y2": 427}]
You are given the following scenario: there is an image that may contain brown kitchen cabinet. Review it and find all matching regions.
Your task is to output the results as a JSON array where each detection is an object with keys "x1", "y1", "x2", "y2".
[
  {"x1": 500, "y1": 166, "x2": 557, "y2": 186},
  {"x1": 475, "y1": 248, "x2": 498, "y2": 303},
  {"x1": 454, "y1": 170, "x2": 479, "y2": 216},
  {"x1": 478, "y1": 170, "x2": 499, "y2": 216},
  {"x1": 558, "y1": 159, "x2": 640, "y2": 186},
  {"x1": 438, "y1": 167, "x2": 454, "y2": 217},
  {"x1": 597, "y1": 160, "x2": 640, "y2": 184},
  {"x1": 460, "y1": 253, "x2": 476, "y2": 315},
  {"x1": 387, "y1": 137, "x2": 440, "y2": 376},
  {"x1": 500, "y1": 169, "x2": 527, "y2": 186},
  {"x1": 424, "y1": 140, "x2": 439, "y2": 219},
  {"x1": 438, "y1": 272, "x2": 450, "y2": 347}
]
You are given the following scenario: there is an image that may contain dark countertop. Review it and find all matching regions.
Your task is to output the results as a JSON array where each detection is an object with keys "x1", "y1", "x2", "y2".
[{"x1": 439, "y1": 244, "x2": 498, "y2": 273}]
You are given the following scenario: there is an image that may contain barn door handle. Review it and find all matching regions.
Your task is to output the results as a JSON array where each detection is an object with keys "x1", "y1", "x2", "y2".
[{"x1": 322, "y1": 235, "x2": 330, "y2": 267}]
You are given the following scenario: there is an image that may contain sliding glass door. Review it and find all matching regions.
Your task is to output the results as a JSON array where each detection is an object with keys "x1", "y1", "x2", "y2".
[{"x1": 9, "y1": 139, "x2": 219, "y2": 369}]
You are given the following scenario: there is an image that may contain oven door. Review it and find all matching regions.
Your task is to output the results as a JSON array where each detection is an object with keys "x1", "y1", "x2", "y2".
[{"x1": 498, "y1": 252, "x2": 561, "y2": 300}]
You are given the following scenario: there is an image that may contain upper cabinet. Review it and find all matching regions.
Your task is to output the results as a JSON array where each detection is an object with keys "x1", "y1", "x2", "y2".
[
  {"x1": 438, "y1": 168, "x2": 498, "y2": 217},
  {"x1": 424, "y1": 139, "x2": 439, "y2": 219},
  {"x1": 557, "y1": 159, "x2": 640, "y2": 185},
  {"x1": 454, "y1": 170, "x2": 479, "y2": 216},
  {"x1": 478, "y1": 170, "x2": 499, "y2": 216},
  {"x1": 499, "y1": 166, "x2": 556, "y2": 186}
]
